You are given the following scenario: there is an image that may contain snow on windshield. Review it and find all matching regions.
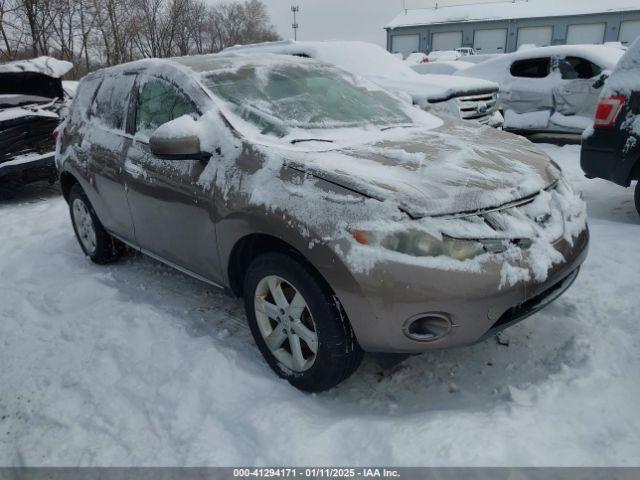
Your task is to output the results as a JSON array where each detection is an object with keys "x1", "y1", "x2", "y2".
[{"x1": 201, "y1": 61, "x2": 411, "y2": 135}]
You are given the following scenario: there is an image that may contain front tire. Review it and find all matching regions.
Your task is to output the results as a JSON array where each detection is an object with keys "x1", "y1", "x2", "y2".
[
  {"x1": 68, "y1": 184, "x2": 124, "y2": 264},
  {"x1": 244, "y1": 253, "x2": 363, "y2": 392}
]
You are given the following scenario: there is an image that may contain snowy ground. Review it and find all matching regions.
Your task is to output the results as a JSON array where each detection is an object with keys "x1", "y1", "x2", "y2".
[{"x1": 1, "y1": 144, "x2": 639, "y2": 466}]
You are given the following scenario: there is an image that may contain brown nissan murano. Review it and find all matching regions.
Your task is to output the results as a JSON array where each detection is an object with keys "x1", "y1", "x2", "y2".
[{"x1": 56, "y1": 53, "x2": 589, "y2": 391}]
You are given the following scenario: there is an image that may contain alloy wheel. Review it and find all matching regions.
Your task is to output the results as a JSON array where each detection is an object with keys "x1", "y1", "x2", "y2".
[
  {"x1": 72, "y1": 198, "x2": 97, "y2": 255},
  {"x1": 254, "y1": 275, "x2": 318, "y2": 372}
]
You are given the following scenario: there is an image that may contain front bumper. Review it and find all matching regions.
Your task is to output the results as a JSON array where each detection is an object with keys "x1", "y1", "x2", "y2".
[
  {"x1": 336, "y1": 228, "x2": 589, "y2": 354},
  {"x1": 0, "y1": 151, "x2": 57, "y2": 185}
]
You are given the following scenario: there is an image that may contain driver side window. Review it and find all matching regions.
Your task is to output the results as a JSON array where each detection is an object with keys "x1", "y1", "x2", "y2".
[{"x1": 135, "y1": 78, "x2": 198, "y2": 137}]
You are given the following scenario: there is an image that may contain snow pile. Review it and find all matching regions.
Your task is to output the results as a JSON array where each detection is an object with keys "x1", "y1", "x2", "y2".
[
  {"x1": 427, "y1": 50, "x2": 462, "y2": 62},
  {"x1": 411, "y1": 61, "x2": 474, "y2": 75},
  {"x1": 0, "y1": 56, "x2": 73, "y2": 78},
  {"x1": 0, "y1": 106, "x2": 58, "y2": 123}
]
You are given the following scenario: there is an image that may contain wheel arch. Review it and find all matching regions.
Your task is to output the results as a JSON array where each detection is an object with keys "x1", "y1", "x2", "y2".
[
  {"x1": 227, "y1": 233, "x2": 333, "y2": 299},
  {"x1": 59, "y1": 170, "x2": 80, "y2": 203}
]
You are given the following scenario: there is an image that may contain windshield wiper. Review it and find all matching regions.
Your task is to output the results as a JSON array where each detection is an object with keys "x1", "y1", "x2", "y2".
[
  {"x1": 380, "y1": 124, "x2": 418, "y2": 131},
  {"x1": 290, "y1": 138, "x2": 334, "y2": 144}
]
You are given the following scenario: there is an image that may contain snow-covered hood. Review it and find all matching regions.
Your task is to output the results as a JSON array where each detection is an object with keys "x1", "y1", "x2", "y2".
[
  {"x1": 0, "y1": 56, "x2": 73, "y2": 78},
  {"x1": 370, "y1": 73, "x2": 498, "y2": 103},
  {"x1": 279, "y1": 122, "x2": 560, "y2": 218}
]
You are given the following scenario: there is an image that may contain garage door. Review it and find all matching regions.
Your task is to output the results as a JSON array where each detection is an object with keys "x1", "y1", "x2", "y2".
[
  {"x1": 391, "y1": 34, "x2": 420, "y2": 58},
  {"x1": 473, "y1": 29, "x2": 507, "y2": 53},
  {"x1": 566, "y1": 23, "x2": 605, "y2": 44},
  {"x1": 620, "y1": 20, "x2": 640, "y2": 46},
  {"x1": 431, "y1": 31, "x2": 462, "y2": 52},
  {"x1": 517, "y1": 26, "x2": 553, "y2": 48}
]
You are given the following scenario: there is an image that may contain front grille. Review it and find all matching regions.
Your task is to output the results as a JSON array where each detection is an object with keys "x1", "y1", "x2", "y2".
[
  {"x1": 0, "y1": 114, "x2": 58, "y2": 164},
  {"x1": 456, "y1": 92, "x2": 498, "y2": 124},
  {"x1": 489, "y1": 267, "x2": 579, "y2": 334}
]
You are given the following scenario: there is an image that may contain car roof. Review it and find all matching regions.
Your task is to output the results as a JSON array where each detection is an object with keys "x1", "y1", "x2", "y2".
[{"x1": 90, "y1": 52, "x2": 332, "y2": 80}]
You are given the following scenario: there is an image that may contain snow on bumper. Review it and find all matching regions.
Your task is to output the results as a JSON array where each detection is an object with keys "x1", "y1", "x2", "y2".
[
  {"x1": 0, "y1": 151, "x2": 57, "y2": 181},
  {"x1": 333, "y1": 228, "x2": 588, "y2": 354}
]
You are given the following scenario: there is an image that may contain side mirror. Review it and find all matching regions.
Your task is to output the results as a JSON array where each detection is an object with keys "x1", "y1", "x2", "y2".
[
  {"x1": 592, "y1": 73, "x2": 609, "y2": 89},
  {"x1": 149, "y1": 117, "x2": 211, "y2": 160}
]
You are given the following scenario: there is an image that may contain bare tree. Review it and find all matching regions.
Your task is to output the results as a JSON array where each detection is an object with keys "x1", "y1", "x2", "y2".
[{"x1": 0, "y1": 0, "x2": 280, "y2": 75}]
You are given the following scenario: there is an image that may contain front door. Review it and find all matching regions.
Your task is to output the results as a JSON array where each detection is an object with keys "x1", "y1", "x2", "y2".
[
  {"x1": 123, "y1": 76, "x2": 223, "y2": 284},
  {"x1": 85, "y1": 74, "x2": 137, "y2": 242}
]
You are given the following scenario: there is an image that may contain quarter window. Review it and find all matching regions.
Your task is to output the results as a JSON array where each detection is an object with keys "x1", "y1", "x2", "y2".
[
  {"x1": 510, "y1": 58, "x2": 551, "y2": 78},
  {"x1": 558, "y1": 56, "x2": 603, "y2": 79},
  {"x1": 90, "y1": 75, "x2": 136, "y2": 130},
  {"x1": 135, "y1": 79, "x2": 197, "y2": 136}
]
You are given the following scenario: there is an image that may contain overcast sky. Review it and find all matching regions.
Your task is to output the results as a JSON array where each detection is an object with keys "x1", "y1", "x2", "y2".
[{"x1": 211, "y1": 0, "x2": 494, "y2": 47}]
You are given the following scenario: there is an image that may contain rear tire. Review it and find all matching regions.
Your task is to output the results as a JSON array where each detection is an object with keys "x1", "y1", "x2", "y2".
[
  {"x1": 243, "y1": 252, "x2": 363, "y2": 392},
  {"x1": 68, "y1": 184, "x2": 124, "y2": 264},
  {"x1": 635, "y1": 182, "x2": 640, "y2": 217}
]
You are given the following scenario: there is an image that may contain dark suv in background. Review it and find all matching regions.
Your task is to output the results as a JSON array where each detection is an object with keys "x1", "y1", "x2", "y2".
[
  {"x1": 581, "y1": 39, "x2": 640, "y2": 215},
  {"x1": 0, "y1": 56, "x2": 72, "y2": 199}
]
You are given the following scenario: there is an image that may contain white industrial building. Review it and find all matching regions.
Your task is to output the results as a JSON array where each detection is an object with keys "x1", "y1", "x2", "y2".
[{"x1": 386, "y1": 0, "x2": 640, "y2": 56}]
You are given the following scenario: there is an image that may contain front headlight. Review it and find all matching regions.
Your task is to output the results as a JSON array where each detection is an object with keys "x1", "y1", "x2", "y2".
[{"x1": 352, "y1": 229, "x2": 485, "y2": 261}]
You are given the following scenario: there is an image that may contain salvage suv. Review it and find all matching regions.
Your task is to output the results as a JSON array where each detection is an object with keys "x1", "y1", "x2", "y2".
[
  {"x1": 57, "y1": 53, "x2": 589, "y2": 391},
  {"x1": 0, "y1": 56, "x2": 73, "y2": 198}
]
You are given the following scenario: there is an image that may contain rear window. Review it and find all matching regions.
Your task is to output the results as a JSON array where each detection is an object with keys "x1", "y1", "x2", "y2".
[
  {"x1": 510, "y1": 58, "x2": 550, "y2": 78},
  {"x1": 90, "y1": 74, "x2": 136, "y2": 130}
]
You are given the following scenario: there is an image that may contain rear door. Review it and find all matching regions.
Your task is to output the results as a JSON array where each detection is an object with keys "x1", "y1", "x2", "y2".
[
  {"x1": 123, "y1": 75, "x2": 223, "y2": 284},
  {"x1": 84, "y1": 73, "x2": 137, "y2": 242},
  {"x1": 503, "y1": 56, "x2": 554, "y2": 113},
  {"x1": 553, "y1": 55, "x2": 604, "y2": 117}
]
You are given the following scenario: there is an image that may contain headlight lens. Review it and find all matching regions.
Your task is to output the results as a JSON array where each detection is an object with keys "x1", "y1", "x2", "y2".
[{"x1": 352, "y1": 229, "x2": 485, "y2": 261}]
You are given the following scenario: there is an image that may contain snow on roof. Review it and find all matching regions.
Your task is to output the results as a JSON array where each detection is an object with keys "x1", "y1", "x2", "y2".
[
  {"x1": 387, "y1": 0, "x2": 640, "y2": 29},
  {"x1": 0, "y1": 56, "x2": 73, "y2": 78}
]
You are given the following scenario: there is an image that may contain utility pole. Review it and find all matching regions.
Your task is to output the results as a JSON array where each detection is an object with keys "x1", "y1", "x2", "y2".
[{"x1": 291, "y1": 5, "x2": 299, "y2": 41}]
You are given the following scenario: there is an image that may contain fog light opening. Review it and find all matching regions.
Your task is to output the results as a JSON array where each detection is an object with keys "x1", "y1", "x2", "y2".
[{"x1": 403, "y1": 313, "x2": 452, "y2": 342}]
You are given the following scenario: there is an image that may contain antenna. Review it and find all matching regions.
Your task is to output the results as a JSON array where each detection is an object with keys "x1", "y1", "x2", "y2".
[{"x1": 291, "y1": 5, "x2": 300, "y2": 41}]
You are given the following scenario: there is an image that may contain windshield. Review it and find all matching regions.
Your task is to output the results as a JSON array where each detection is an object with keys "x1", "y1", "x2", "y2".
[{"x1": 202, "y1": 63, "x2": 411, "y2": 136}]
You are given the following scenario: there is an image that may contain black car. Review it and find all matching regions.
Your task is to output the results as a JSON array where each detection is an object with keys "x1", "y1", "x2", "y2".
[
  {"x1": 0, "y1": 56, "x2": 73, "y2": 199},
  {"x1": 581, "y1": 39, "x2": 640, "y2": 215}
]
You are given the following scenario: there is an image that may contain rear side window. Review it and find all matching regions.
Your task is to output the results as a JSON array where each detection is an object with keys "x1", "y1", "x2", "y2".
[
  {"x1": 90, "y1": 74, "x2": 136, "y2": 130},
  {"x1": 558, "y1": 56, "x2": 603, "y2": 79},
  {"x1": 510, "y1": 58, "x2": 550, "y2": 78},
  {"x1": 71, "y1": 75, "x2": 102, "y2": 123},
  {"x1": 135, "y1": 79, "x2": 198, "y2": 137}
]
